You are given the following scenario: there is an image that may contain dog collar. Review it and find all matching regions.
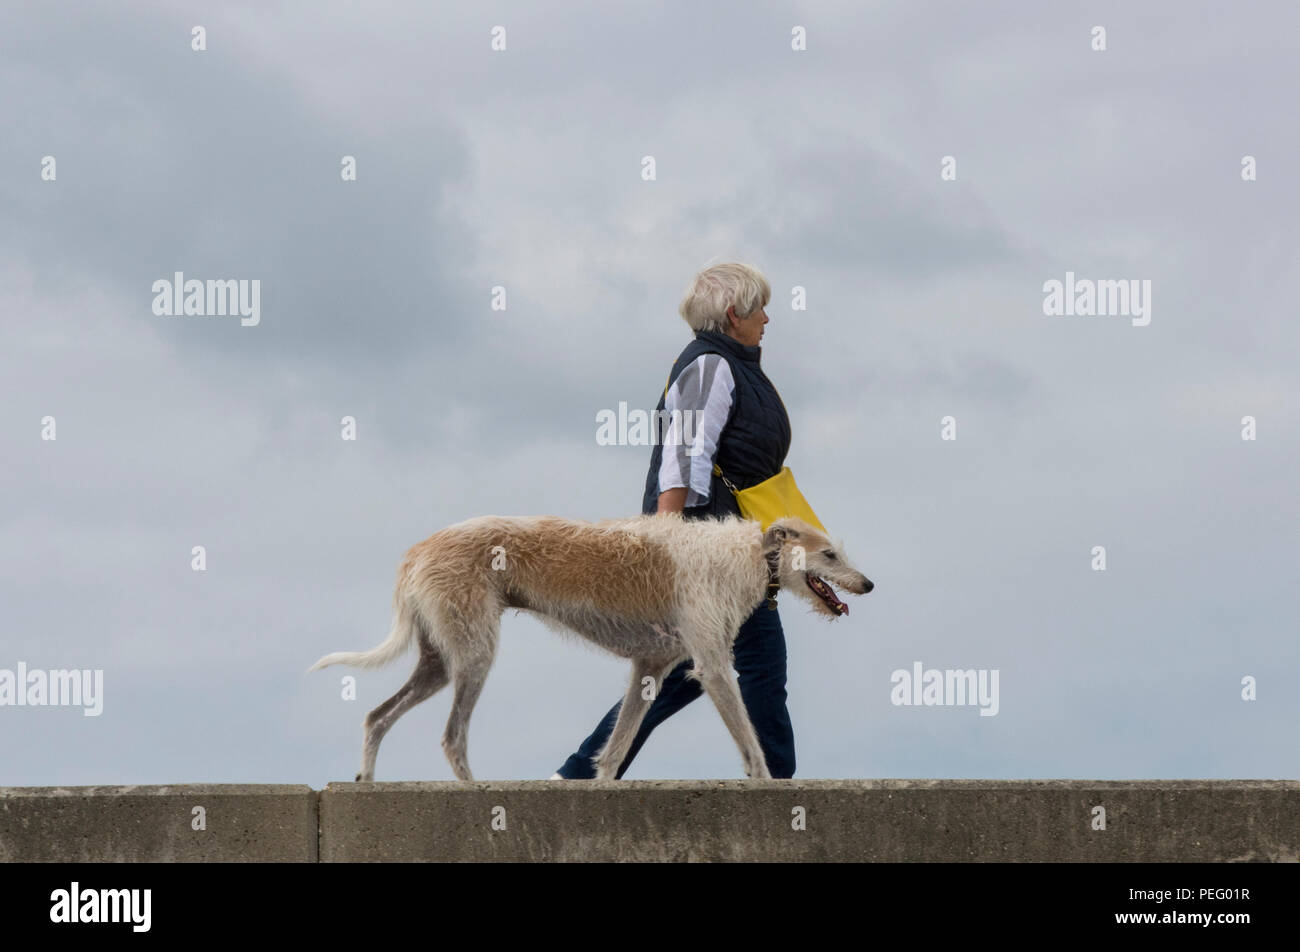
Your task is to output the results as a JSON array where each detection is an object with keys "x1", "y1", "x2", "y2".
[{"x1": 764, "y1": 550, "x2": 780, "y2": 610}]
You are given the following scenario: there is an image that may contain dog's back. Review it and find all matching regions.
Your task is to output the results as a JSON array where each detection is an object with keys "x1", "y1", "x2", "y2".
[{"x1": 401, "y1": 514, "x2": 762, "y2": 660}]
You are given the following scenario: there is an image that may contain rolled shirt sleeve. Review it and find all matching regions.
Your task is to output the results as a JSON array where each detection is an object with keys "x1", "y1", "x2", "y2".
[{"x1": 656, "y1": 354, "x2": 735, "y2": 506}]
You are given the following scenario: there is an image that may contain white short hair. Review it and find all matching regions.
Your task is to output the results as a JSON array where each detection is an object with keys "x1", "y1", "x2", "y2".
[{"x1": 678, "y1": 262, "x2": 771, "y2": 333}]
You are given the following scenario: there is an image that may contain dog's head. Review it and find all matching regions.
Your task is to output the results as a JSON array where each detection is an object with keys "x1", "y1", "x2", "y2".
[{"x1": 762, "y1": 517, "x2": 873, "y2": 618}]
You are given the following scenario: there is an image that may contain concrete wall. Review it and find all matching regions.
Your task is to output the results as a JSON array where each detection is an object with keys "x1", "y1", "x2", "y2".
[
  {"x1": 0, "y1": 785, "x2": 317, "y2": 863},
  {"x1": 4, "y1": 780, "x2": 1297, "y2": 862}
]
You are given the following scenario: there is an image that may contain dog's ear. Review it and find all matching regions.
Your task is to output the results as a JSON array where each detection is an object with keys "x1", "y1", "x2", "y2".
[{"x1": 762, "y1": 523, "x2": 791, "y2": 551}]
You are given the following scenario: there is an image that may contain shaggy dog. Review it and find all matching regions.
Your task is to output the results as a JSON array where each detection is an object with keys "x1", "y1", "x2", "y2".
[{"x1": 310, "y1": 514, "x2": 872, "y2": 781}]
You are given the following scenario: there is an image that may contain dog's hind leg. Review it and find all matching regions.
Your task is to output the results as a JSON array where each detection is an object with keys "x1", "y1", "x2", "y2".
[
  {"x1": 439, "y1": 611, "x2": 500, "y2": 782},
  {"x1": 356, "y1": 632, "x2": 448, "y2": 782},
  {"x1": 592, "y1": 656, "x2": 679, "y2": 781},
  {"x1": 441, "y1": 659, "x2": 491, "y2": 782}
]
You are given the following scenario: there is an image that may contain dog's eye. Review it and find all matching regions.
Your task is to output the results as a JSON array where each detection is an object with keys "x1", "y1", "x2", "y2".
[{"x1": 822, "y1": 551, "x2": 837, "y2": 561}]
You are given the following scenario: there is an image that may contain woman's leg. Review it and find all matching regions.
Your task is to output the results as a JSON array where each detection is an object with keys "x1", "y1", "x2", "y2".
[{"x1": 553, "y1": 659, "x2": 703, "y2": 778}]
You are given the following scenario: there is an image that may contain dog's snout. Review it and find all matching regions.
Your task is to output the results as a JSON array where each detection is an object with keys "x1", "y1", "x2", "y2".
[{"x1": 860, "y1": 575, "x2": 874, "y2": 594}]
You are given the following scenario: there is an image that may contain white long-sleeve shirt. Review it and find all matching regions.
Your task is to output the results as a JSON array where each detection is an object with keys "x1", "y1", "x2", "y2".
[{"x1": 655, "y1": 354, "x2": 735, "y2": 507}]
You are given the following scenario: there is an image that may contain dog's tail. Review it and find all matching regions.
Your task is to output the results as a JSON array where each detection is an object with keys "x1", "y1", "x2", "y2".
[{"x1": 308, "y1": 603, "x2": 419, "y2": 673}]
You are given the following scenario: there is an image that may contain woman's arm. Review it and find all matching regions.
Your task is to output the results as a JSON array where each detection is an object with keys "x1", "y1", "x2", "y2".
[
  {"x1": 655, "y1": 354, "x2": 735, "y2": 510},
  {"x1": 656, "y1": 487, "x2": 688, "y2": 514}
]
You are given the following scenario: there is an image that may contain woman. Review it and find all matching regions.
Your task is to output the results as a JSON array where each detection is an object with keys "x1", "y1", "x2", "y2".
[{"x1": 553, "y1": 261, "x2": 797, "y2": 779}]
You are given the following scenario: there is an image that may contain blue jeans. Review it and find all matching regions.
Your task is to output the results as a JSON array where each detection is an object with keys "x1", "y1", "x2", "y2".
[{"x1": 554, "y1": 603, "x2": 796, "y2": 778}]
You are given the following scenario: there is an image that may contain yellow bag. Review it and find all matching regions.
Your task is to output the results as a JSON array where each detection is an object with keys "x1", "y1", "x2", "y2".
[{"x1": 714, "y1": 463, "x2": 826, "y2": 532}]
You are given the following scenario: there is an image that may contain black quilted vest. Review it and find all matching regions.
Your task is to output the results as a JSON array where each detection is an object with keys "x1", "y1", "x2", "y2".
[{"x1": 641, "y1": 330, "x2": 792, "y2": 520}]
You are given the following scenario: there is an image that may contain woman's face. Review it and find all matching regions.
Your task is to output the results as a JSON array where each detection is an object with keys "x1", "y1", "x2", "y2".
[{"x1": 725, "y1": 303, "x2": 770, "y2": 347}]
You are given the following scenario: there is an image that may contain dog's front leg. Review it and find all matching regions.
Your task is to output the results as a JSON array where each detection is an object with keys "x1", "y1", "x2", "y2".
[{"x1": 691, "y1": 648, "x2": 772, "y2": 780}]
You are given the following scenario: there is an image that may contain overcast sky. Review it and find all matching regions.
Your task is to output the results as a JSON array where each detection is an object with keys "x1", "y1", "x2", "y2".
[{"x1": 2, "y1": 0, "x2": 1296, "y2": 787}]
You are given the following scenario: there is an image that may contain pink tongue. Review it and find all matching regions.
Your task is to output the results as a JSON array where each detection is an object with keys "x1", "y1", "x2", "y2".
[
  {"x1": 823, "y1": 583, "x2": 848, "y2": 614},
  {"x1": 810, "y1": 577, "x2": 848, "y2": 614}
]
